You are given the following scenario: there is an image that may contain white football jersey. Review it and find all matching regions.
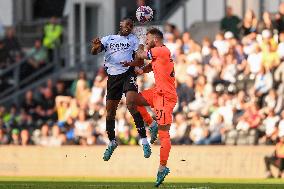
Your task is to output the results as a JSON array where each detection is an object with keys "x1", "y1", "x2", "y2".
[{"x1": 101, "y1": 33, "x2": 139, "y2": 75}]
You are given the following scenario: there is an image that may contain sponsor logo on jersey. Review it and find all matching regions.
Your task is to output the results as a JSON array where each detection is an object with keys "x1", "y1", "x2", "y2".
[{"x1": 109, "y1": 42, "x2": 130, "y2": 50}]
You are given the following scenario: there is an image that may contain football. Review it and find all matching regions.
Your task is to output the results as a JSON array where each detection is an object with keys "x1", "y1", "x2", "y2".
[{"x1": 136, "y1": 6, "x2": 153, "y2": 23}]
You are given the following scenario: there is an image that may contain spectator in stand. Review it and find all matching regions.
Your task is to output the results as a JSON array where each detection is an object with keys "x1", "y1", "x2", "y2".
[
  {"x1": 49, "y1": 124, "x2": 66, "y2": 146},
  {"x1": 246, "y1": 103, "x2": 262, "y2": 130},
  {"x1": 75, "y1": 77, "x2": 91, "y2": 109},
  {"x1": 26, "y1": 39, "x2": 47, "y2": 72},
  {"x1": 164, "y1": 33, "x2": 178, "y2": 57},
  {"x1": 70, "y1": 71, "x2": 90, "y2": 96},
  {"x1": 39, "y1": 79, "x2": 54, "y2": 97},
  {"x1": 176, "y1": 75, "x2": 195, "y2": 112},
  {"x1": 0, "y1": 39, "x2": 12, "y2": 69},
  {"x1": 275, "y1": 2, "x2": 284, "y2": 33},
  {"x1": 21, "y1": 90, "x2": 38, "y2": 120},
  {"x1": 117, "y1": 110, "x2": 138, "y2": 145},
  {"x1": 55, "y1": 95, "x2": 72, "y2": 123},
  {"x1": 220, "y1": 53, "x2": 238, "y2": 84},
  {"x1": 186, "y1": 41, "x2": 202, "y2": 64},
  {"x1": 89, "y1": 75, "x2": 106, "y2": 116},
  {"x1": 213, "y1": 32, "x2": 229, "y2": 56},
  {"x1": 247, "y1": 44, "x2": 262, "y2": 75},
  {"x1": 242, "y1": 31, "x2": 258, "y2": 55},
  {"x1": 74, "y1": 110, "x2": 94, "y2": 145},
  {"x1": 37, "y1": 123, "x2": 50, "y2": 146},
  {"x1": 170, "y1": 113, "x2": 189, "y2": 144},
  {"x1": 260, "y1": 109, "x2": 279, "y2": 145},
  {"x1": 10, "y1": 128, "x2": 20, "y2": 145},
  {"x1": 3, "y1": 27, "x2": 22, "y2": 60},
  {"x1": 199, "y1": 114, "x2": 225, "y2": 145},
  {"x1": 36, "y1": 88, "x2": 56, "y2": 122},
  {"x1": 263, "y1": 89, "x2": 278, "y2": 111},
  {"x1": 258, "y1": 12, "x2": 275, "y2": 34},
  {"x1": 234, "y1": 43, "x2": 247, "y2": 66},
  {"x1": 220, "y1": 6, "x2": 241, "y2": 38},
  {"x1": 175, "y1": 57, "x2": 188, "y2": 83},
  {"x1": 238, "y1": 103, "x2": 262, "y2": 145},
  {"x1": 181, "y1": 32, "x2": 192, "y2": 54},
  {"x1": 89, "y1": 75, "x2": 106, "y2": 105},
  {"x1": 209, "y1": 47, "x2": 223, "y2": 70},
  {"x1": 201, "y1": 37, "x2": 212, "y2": 64},
  {"x1": 254, "y1": 66, "x2": 273, "y2": 106},
  {"x1": 20, "y1": 129, "x2": 31, "y2": 146},
  {"x1": 261, "y1": 30, "x2": 279, "y2": 71},
  {"x1": 240, "y1": 9, "x2": 258, "y2": 37},
  {"x1": 189, "y1": 113, "x2": 208, "y2": 145},
  {"x1": 43, "y1": 16, "x2": 63, "y2": 62},
  {"x1": 0, "y1": 127, "x2": 8, "y2": 144},
  {"x1": 188, "y1": 75, "x2": 213, "y2": 113},
  {"x1": 4, "y1": 105, "x2": 19, "y2": 132},
  {"x1": 17, "y1": 109, "x2": 35, "y2": 132},
  {"x1": 53, "y1": 80, "x2": 69, "y2": 96}
]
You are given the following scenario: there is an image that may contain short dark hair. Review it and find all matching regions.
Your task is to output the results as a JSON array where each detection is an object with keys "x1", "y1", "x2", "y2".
[
  {"x1": 122, "y1": 17, "x2": 134, "y2": 23},
  {"x1": 147, "y1": 28, "x2": 163, "y2": 39}
]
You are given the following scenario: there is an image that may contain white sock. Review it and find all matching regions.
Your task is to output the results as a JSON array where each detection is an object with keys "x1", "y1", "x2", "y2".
[
  {"x1": 141, "y1": 138, "x2": 148, "y2": 145},
  {"x1": 158, "y1": 165, "x2": 166, "y2": 172},
  {"x1": 150, "y1": 120, "x2": 156, "y2": 127},
  {"x1": 109, "y1": 140, "x2": 117, "y2": 146}
]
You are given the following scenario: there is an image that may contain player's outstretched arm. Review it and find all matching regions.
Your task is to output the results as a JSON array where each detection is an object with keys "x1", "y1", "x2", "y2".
[
  {"x1": 120, "y1": 56, "x2": 144, "y2": 67},
  {"x1": 120, "y1": 45, "x2": 146, "y2": 67},
  {"x1": 142, "y1": 63, "x2": 153, "y2": 73},
  {"x1": 91, "y1": 37, "x2": 103, "y2": 55},
  {"x1": 136, "y1": 44, "x2": 148, "y2": 59},
  {"x1": 135, "y1": 63, "x2": 153, "y2": 75}
]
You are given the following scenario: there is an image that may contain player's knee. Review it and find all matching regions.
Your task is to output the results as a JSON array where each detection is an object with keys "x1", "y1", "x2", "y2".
[
  {"x1": 126, "y1": 100, "x2": 136, "y2": 113},
  {"x1": 158, "y1": 130, "x2": 170, "y2": 140}
]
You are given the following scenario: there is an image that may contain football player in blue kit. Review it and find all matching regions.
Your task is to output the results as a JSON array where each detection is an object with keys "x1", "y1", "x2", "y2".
[{"x1": 91, "y1": 18, "x2": 156, "y2": 161}]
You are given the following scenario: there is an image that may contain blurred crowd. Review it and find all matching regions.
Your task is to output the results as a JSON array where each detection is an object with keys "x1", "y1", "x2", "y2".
[
  {"x1": 0, "y1": 17, "x2": 62, "y2": 90},
  {"x1": 2, "y1": 4, "x2": 284, "y2": 147}
]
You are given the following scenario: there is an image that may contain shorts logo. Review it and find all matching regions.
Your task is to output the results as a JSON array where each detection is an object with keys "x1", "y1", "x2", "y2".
[{"x1": 130, "y1": 77, "x2": 137, "y2": 88}]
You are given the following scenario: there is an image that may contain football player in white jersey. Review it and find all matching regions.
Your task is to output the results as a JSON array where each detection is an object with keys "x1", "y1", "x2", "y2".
[{"x1": 91, "y1": 18, "x2": 152, "y2": 161}]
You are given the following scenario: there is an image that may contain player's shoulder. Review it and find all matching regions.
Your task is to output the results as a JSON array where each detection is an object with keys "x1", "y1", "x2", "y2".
[
  {"x1": 102, "y1": 34, "x2": 117, "y2": 41},
  {"x1": 152, "y1": 45, "x2": 170, "y2": 55},
  {"x1": 128, "y1": 33, "x2": 139, "y2": 41}
]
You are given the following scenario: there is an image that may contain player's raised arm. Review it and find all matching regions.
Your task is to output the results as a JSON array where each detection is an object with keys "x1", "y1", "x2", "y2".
[
  {"x1": 142, "y1": 63, "x2": 153, "y2": 73},
  {"x1": 120, "y1": 52, "x2": 144, "y2": 67},
  {"x1": 120, "y1": 43, "x2": 145, "y2": 67},
  {"x1": 91, "y1": 37, "x2": 103, "y2": 55},
  {"x1": 136, "y1": 44, "x2": 148, "y2": 60},
  {"x1": 134, "y1": 63, "x2": 153, "y2": 76}
]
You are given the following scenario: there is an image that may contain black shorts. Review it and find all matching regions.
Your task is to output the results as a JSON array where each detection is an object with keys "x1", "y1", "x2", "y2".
[{"x1": 106, "y1": 67, "x2": 138, "y2": 100}]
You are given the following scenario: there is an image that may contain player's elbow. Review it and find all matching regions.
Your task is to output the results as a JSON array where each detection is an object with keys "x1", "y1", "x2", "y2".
[
  {"x1": 136, "y1": 59, "x2": 144, "y2": 66},
  {"x1": 91, "y1": 47, "x2": 101, "y2": 55}
]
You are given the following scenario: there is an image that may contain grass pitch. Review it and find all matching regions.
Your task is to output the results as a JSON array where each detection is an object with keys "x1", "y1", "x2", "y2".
[{"x1": 0, "y1": 177, "x2": 283, "y2": 189}]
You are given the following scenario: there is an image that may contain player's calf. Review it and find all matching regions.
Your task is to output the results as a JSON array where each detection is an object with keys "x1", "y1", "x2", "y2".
[
  {"x1": 104, "y1": 118, "x2": 117, "y2": 161},
  {"x1": 131, "y1": 111, "x2": 152, "y2": 158}
]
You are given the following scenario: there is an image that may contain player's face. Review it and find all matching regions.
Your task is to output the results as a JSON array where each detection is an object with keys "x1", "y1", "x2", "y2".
[
  {"x1": 145, "y1": 34, "x2": 155, "y2": 49},
  {"x1": 120, "y1": 20, "x2": 133, "y2": 36}
]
